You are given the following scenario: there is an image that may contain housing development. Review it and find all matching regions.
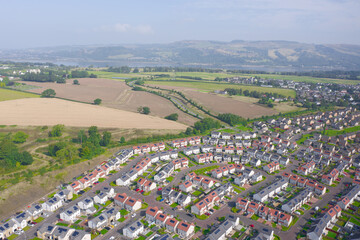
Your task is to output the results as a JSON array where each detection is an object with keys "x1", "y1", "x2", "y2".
[{"x1": 0, "y1": 106, "x2": 359, "y2": 240}]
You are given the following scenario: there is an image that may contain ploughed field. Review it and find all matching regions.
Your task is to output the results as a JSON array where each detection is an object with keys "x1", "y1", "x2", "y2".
[
  {"x1": 0, "y1": 98, "x2": 187, "y2": 130},
  {"x1": 19, "y1": 78, "x2": 198, "y2": 125}
]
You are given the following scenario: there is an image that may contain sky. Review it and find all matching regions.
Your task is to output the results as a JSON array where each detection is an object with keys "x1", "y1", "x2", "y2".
[{"x1": 1, "y1": 0, "x2": 360, "y2": 49}]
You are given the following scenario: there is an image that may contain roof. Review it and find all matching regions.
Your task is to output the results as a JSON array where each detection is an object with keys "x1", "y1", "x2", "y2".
[
  {"x1": 146, "y1": 207, "x2": 159, "y2": 217},
  {"x1": 177, "y1": 221, "x2": 193, "y2": 232}
]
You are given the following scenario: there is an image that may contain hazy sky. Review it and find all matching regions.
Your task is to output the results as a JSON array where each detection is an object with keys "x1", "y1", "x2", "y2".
[{"x1": 1, "y1": 0, "x2": 359, "y2": 49}]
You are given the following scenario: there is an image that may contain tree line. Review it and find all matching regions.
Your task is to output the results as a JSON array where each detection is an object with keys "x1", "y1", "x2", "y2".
[
  {"x1": 0, "y1": 138, "x2": 33, "y2": 168},
  {"x1": 224, "y1": 88, "x2": 287, "y2": 99}
]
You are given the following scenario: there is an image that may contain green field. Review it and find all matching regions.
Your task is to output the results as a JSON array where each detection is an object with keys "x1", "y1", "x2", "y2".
[
  {"x1": 88, "y1": 69, "x2": 358, "y2": 85},
  {"x1": 324, "y1": 126, "x2": 360, "y2": 136},
  {"x1": 0, "y1": 88, "x2": 40, "y2": 101},
  {"x1": 146, "y1": 80, "x2": 296, "y2": 98}
]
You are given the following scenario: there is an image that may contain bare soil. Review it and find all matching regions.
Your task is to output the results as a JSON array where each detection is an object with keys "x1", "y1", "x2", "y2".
[
  {"x1": 20, "y1": 79, "x2": 197, "y2": 125},
  {"x1": 0, "y1": 98, "x2": 187, "y2": 130}
]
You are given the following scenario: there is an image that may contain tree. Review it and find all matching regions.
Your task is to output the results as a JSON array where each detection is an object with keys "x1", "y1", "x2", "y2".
[
  {"x1": 73, "y1": 79, "x2": 80, "y2": 85},
  {"x1": 101, "y1": 131, "x2": 112, "y2": 146},
  {"x1": 41, "y1": 89, "x2": 56, "y2": 98},
  {"x1": 165, "y1": 113, "x2": 178, "y2": 121},
  {"x1": 49, "y1": 124, "x2": 65, "y2": 137},
  {"x1": 77, "y1": 130, "x2": 87, "y2": 144},
  {"x1": 94, "y1": 98, "x2": 102, "y2": 105},
  {"x1": 133, "y1": 68, "x2": 139, "y2": 73},
  {"x1": 12, "y1": 131, "x2": 29, "y2": 144},
  {"x1": 120, "y1": 136, "x2": 125, "y2": 143},
  {"x1": 142, "y1": 107, "x2": 150, "y2": 115}
]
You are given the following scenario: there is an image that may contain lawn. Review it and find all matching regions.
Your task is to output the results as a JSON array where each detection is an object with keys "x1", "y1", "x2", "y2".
[
  {"x1": 324, "y1": 126, "x2": 360, "y2": 136},
  {"x1": 327, "y1": 231, "x2": 337, "y2": 238},
  {"x1": 135, "y1": 236, "x2": 146, "y2": 240},
  {"x1": 141, "y1": 202, "x2": 149, "y2": 209},
  {"x1": 195, "y1": 214, "x2": 209, "y2": 220},
  {"x1": 118, "y1": 217, "x2": 126, "y2": 222},
  {"x1": 0, "y1": 88, "x2": 40, "y2": 102},
  {"x1": 146, "y1": 231, "x2": 153, "y2": 237},
  {"x1": 56, "y1": 222, "x2": 69, "y2": 227},
  {"x1": 282, "y1": 216, "x2": 298, "y2": 231},
  {"x1": 193, "y1": 165, "x2": 219, "y2": 175},
  {"x1": 350, "y1": 217, "x2": 360, "y2": 226},
  {"x1": 213, "y1": 206, "x2": 220, "y2": 210},
  {"x1": 98, "y1": 178, "x2": 106, "y2": 182},
  {"x1": 166, "y1": 176, "x2": 174, "y2": 182},
  {"x1": 34, "y1": 217, "x2": 44, "y2": 223},
  {"x1": 302, "y1": 204, "x2": 311, "y2": 210},
  {"x1": 251, "y1": 215, "x2": 259, "y2": 221},
  {"x1": 7, "y1": 234, "x2": 18, "y2": 240},
  {"x1": 296, "y1": 133, "x2": 313, "y2": 145},
  {"x1": 146, "y1": 80, "x2": 296, "y2": 98},
  {"x1": 100, "y1": 229, "x2": 108, "y2": 235},
  {"x1": 170, "y1": 203, "x2": 179, "y2": 208},
  {"x1": 192, "y1": 190, "x2": 202, "y2": 197},
  {"x1": 353, "y1": 201, "x2": 360, "y2": 208}
]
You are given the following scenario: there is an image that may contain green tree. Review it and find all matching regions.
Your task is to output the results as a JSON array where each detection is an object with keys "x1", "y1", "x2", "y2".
[
  {"x1": 49, "y1": 124, "x2": 65, "y2": 137},
  {"x1": 77, "y1": 130, "x2": 87, "y2": 144},
  {"x1": 73, "y1": 79, "x2": 79, "y2": 85},
  {"x1": 120, "y1": 136, "x2": 126, "y2": 143},
  {"x1": 101, "y1": 131, "x2": 112, "y2": 146},
  {"x1": 41, "y1": 89, "x2": 56, "y2": 98},
  {"x1": 142, "y1": 107, "x2": 150, "y2": 115},
  {"x1": 165, "y1": 113, "x2": 178, "y2": 121},
  {"x1": 12, "y1": 131, "x2": 29, "y2": 144},
  {"x1": 94, "y1": 98, "x2": 102, "y2": 105}
]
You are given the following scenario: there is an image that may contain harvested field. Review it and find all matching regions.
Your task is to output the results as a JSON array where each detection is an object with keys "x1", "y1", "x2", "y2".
[
  {"x1": 145, "y1": 84, "x2": 277, "y2": 118},
  {"x1": 20, "y1": 78, "x2": 197, "y2": 125},
  {"x1": 185, "y1": 90, "x2": 276, "y2": 118},
  {"x1": 0, "y1": 88, "x2": 39, "y2": 101},
  {"x1": 0, "y1": 98, "x2": 187, "y2": 130}
]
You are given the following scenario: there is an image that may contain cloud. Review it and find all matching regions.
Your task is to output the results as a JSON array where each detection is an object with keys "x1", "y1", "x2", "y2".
[{"x1": 96, "y1": 23, "x2": 153, "y2": 34}]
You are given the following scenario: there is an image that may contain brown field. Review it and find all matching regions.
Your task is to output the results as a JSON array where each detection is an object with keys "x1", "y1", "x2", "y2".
[
  {"x1": 20, "y1": 78, "x2": 197, "y2": 125},
  {"x1": 0, "y1": 98, "x2": 187, "y2": 130},
  {"x1": 149, "y1": 84, "x2": 277, "y2": 118}
]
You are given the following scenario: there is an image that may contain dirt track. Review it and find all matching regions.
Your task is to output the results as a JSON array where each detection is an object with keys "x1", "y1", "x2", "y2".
[{"x1": 0, "y1": 98, "x2": 187, "y2": 130}]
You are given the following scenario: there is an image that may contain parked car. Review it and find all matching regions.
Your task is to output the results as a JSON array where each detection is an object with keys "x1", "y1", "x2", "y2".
[
  {"x1": 158, "y1": 188, "x2": 163, "y2": 191},
  {"x1": 159, "y1": 199, "x2": 164, "y2": 202},
  {"x1": 132, "y1": 213, "x2": 136, "y2": 218}
]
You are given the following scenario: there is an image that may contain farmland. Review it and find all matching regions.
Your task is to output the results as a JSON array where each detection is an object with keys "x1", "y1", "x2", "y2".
[
  {"x1": 19, "y1": 78, "x2": 198, "y2": 125},
  {"x1": 0, "y1": 98, "x2": 187, "y2": 130},
  {"x1": 145, "y1": 80, "x2": 296, "y2": 98},
  {"x1": 89, "y1": 69, "x2": 359, "y2": 85},
  {"x1": 0, "y1": 88, "x2": 39, "y2": 101}
]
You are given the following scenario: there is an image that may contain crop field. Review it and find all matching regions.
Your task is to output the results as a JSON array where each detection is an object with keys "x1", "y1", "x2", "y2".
[
  {"x1": 184, "y1": 90, "x2": 277, "y2": 118},
  {"x1": 0, "y1": 98, "x2": 187, "y2": 130},
  {"x1": 0, "y1": 88, "x2": 39, "y2": 101},
  {"x1": 146, "y1": 80, "x2": 296, "y2": 98},
  {"x1": 20, "y1": 78, "x2": 198, "y2": 125}
]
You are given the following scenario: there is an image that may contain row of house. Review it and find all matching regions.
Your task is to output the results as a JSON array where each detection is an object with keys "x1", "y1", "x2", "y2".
[
  {"x1": 211, "y1": 164, "x2": 244, "y2": 179},
  {"x1": 161, "y1": 188, "x2": 192, "y2": 207},
  {"x1": 114, "y1": 193, "x2": 142, "y2": 212},
  {"x1": 153, "y1": 157, "x2": 188, "y2": 182},
  {"x1": 145, "y1": 207, "x2": 195, "y2": 239},
  {"x1": 205, "y1": 215, "x2": 240, "y2": 240},
  {"x1": 132, "y1": 142, "x2": 166, "y2": 154},
  {"x1": 171, "y1": 136, "x2": 201, "y2": 148},
  {"x1": 282, "y1": 172, "x2": 327, "y2": 196},
  {"x1": 253, "y1": 179, "x2": 288, "y2": 202},
  {"x1": 236, "y1": 198, "x2": 293, "y2": 227},
  {"x1": 37, "y1": 224, "x2": 90, "y2": 240},
  {"x1": 191, "y1": 183, "x2": 233, "y2": 215}
]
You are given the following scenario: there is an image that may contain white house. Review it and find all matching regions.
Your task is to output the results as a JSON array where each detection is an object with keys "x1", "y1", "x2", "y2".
[{"x1": 123, "y1": 220, "x2": 144, "y2": 239}]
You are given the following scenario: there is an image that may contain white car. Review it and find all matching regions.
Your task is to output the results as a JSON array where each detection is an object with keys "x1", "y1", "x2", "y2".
[
  {"x1": 131, "y1": 213, "x2": 136, "y2": 218},
  {"x1": 109, "y1": 236, "x2": 115, "y2": 240}
]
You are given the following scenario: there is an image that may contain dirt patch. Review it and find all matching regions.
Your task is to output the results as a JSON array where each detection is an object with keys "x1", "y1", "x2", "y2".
[
  {"x1": 20, "y1": 79, "x2": 197, "y2": 125},
  {"x1": 0, "y1": 98, "x2": 187, "y2": 130}
]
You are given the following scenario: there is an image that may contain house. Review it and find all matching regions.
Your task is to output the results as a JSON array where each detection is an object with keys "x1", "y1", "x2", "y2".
[
  {"x1": 251, "y1": 172, "x2": 263, "y2": 183},
  {"x1": 278, "y1": 212, "x2": 293, "y2": 227},
  {"x1": 26, "y1": 204, "x2": 43, "y2": 220},
  {"x1": 201, "y1": 178, "x2": 214, "y2": 189},
  {"x1": 315, "y1": 184, "x2": 326, "y2": 196},
  {"x1": 42, "y1": 197, "x2": 63, "y2": 212},
  {"x1": 94, "y1": 192, "x2": 108, "y2": 205},
  {"x1": 60, "y1": 205, "x2": 81, "y2": 223},
  {"x1": 155, "y1": 213, "x2": 169, "y2": 227},
  {"x1": 165, "y1": 218, "x2": 179, "y2": 233},
  {"x1": 258, "y1": 206, "x2": 270, "y2": 219},
  {"x1": 55, "y1": 189, "x2": 73, "y2": 201},
  {"x1": 247, "y1": 201, "x2": 260, "y2": 215},
  {"x1": 253, "y1": 179, "x2": 288, "y2": 202},
  {"x1": 77, "y1": 197, "x2": 95, "y2": 213},
  {"x1": 212, "y1": 168, "x2": 223, "y2": 179},
  {"x1": 114, "y1": 193, "x2": 128, "y2": 208},
  {"x1": 322, "y1": 175, "x2": 333, "y2": 185},
  {"x1": 177, "y1": 193, "x2": 191, "y2": 207},
  {"x1": 179, "y1": 181, "x2": 193, "y2": 193},
  {"x1": 124, "y1": 197, "x2": 142, "y2": 212},
  {"x1": 68, "y1": 181, "x2": 83, "y2": 193},
  {"x1": 236, "y1": 198, "x2": 249, "y2": 212},
  {"x1": 268, "y1": 209, "x2": 280, "y2": 222},
  {"x1": 0, "y1": 220, "x2": 17, "y2": 239},
  {"x1": 191, "y1": 201, "x2": 207, "y2": 215},
  {"x1": 177, "y1": 221, "x2": 195, "y2": 239},
  {"x1": 88, "y1": 214, "x2": 108, "y2": 230},
  {"x1": 337, "y1": 185, "x2": 360, "y2": 209},
  {"x1": 146, "y1": 207, "x2": 160, "y2": 222},
  {"x1": 12, "y1": 212, "x2": 31, "y2": 229},
  {"x1": 123, "y1": 220, "x2": 144, "y2": 239},
  {"x1": 263, "y1": 161, "x2": 280, "y2": 173},
  {"x1": 281, "y1": 190, "x2": 313, "y2": 213}
]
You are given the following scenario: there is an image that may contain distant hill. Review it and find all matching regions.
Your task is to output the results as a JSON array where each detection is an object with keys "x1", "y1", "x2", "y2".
[{"x1": 2, "y1": 40, "x2": 360, "y2": 71}]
